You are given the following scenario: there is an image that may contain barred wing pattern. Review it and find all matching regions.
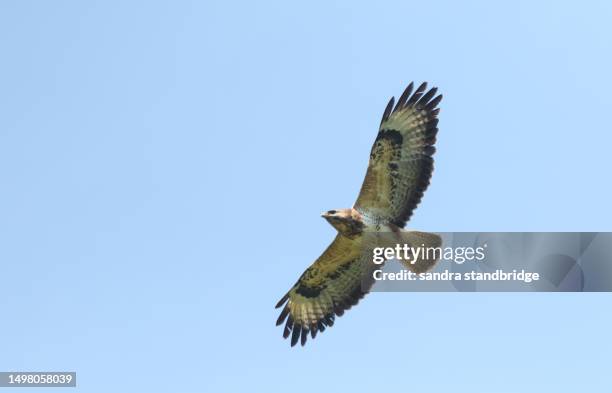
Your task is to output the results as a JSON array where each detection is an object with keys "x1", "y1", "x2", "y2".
[
  {"x1": 275, "y1": 235, "x2": 379, "y2": 347},
  {"x1": 354, "y1": 82, "x2": 441, "y2": 227}
]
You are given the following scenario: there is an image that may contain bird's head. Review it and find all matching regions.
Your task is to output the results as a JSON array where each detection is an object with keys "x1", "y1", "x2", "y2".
[{"x1": 321, "y1": 209, "x2": 364, "y2": 237}]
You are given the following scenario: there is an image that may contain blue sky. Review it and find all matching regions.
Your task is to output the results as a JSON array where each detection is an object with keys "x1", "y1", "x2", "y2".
[{"x1": 1, "y1": 1, "x2": 611, "y2": 392}]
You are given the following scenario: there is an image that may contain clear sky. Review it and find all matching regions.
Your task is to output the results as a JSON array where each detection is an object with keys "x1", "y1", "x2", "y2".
[{"x1": 1, "y1": 1, "x2": 611, "y2": 392}]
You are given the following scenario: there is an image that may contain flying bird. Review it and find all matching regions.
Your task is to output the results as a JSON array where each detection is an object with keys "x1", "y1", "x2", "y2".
[{"x1": 275, "y1": 82, "x2": 443, "y2": 346}]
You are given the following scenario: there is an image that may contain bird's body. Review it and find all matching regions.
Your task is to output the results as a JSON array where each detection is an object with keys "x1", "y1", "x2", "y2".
[{"x1": 276, "y1": 82, "x2": 443, "y2": 346}]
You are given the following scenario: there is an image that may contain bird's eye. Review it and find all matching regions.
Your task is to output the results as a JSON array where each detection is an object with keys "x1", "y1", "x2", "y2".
[{"x1": 328, "y1": 210, "x2": 337, "y2": 215}]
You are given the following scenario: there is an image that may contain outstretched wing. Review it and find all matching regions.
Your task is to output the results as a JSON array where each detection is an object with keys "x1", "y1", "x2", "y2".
[
  {"x1": 354, "y1": 82, "x2": 441, "y2": 227},
  {"x1": 275, "y1": 235, "x2": 379, "y2": 347}
]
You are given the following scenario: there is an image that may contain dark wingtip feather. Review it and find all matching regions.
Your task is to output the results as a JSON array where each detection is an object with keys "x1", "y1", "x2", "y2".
[
  {"x1": 283, "y1": 319, "x2": 292, "y2": 339},
  {"x1": 406, "y1": 82, "x2": 427, "y2": 106},
  {"x1": 429, "y1": 118, "x2": 439, "y2": 129},
  {"x1": 290, "y1": 325, "x2": 300, "y2": 347},
  {"x1": 275, "y1": 293, "x2": 289, "y2": 309},
  {"x1": 380, "y1": 96, "x2": 395, "y2": 125},
  {"x1": 283, "y1": 315, "x2": 294, "y2": 338},
  {"x1": 417, "y1": 87, "x2": 437, "y2": 107},
  {"x1": 276, "y1": 306, "x2": 290, "y2": 326},
  {"x1": 416, "y1": 81, "x2": 428, "y2": 92},
  {"x1": 425, "y1": 94, "x2": 443, "y2": 111},
  {"x1": 300, "y1": 327, "x2": 308, "y2": 346},
  {"x1": 310, "y1": 326, "x2": 318, "y2": 339},
  {"x1": 395, "y1": 82, "x2": 414, "y2": 110}
]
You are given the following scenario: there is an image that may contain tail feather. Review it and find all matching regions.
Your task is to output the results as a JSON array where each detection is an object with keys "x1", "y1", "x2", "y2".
[{"x1": 398, "y1": 231, "x2": 442, "y2": 273}]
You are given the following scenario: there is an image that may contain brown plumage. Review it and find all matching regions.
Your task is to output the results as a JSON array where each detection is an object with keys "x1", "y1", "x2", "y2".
[
  {"x1": 275, "y1": 82, "x2": 442, "y2": 346},
  {"x1": 355, "y1": 82, "x2": 440, "y2": 227}
]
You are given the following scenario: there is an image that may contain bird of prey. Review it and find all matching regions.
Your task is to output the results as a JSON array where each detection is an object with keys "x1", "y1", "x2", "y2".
[{"x1": 275, "y1": 82, "x2": 443, "y2": 346}]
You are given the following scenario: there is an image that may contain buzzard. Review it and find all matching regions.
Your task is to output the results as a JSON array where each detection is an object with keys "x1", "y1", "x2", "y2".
[{"x1": 275, "y1": 82, "x2": 442, "y2": 346}]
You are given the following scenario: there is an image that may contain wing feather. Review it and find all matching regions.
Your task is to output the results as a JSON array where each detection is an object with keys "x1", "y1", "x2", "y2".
[
  {"x1": 275, "y1": 235, "x2": 379, "y2": 346},
  {"x1": 354, "y1": 82, "x2": 442, "y2": 227}
]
